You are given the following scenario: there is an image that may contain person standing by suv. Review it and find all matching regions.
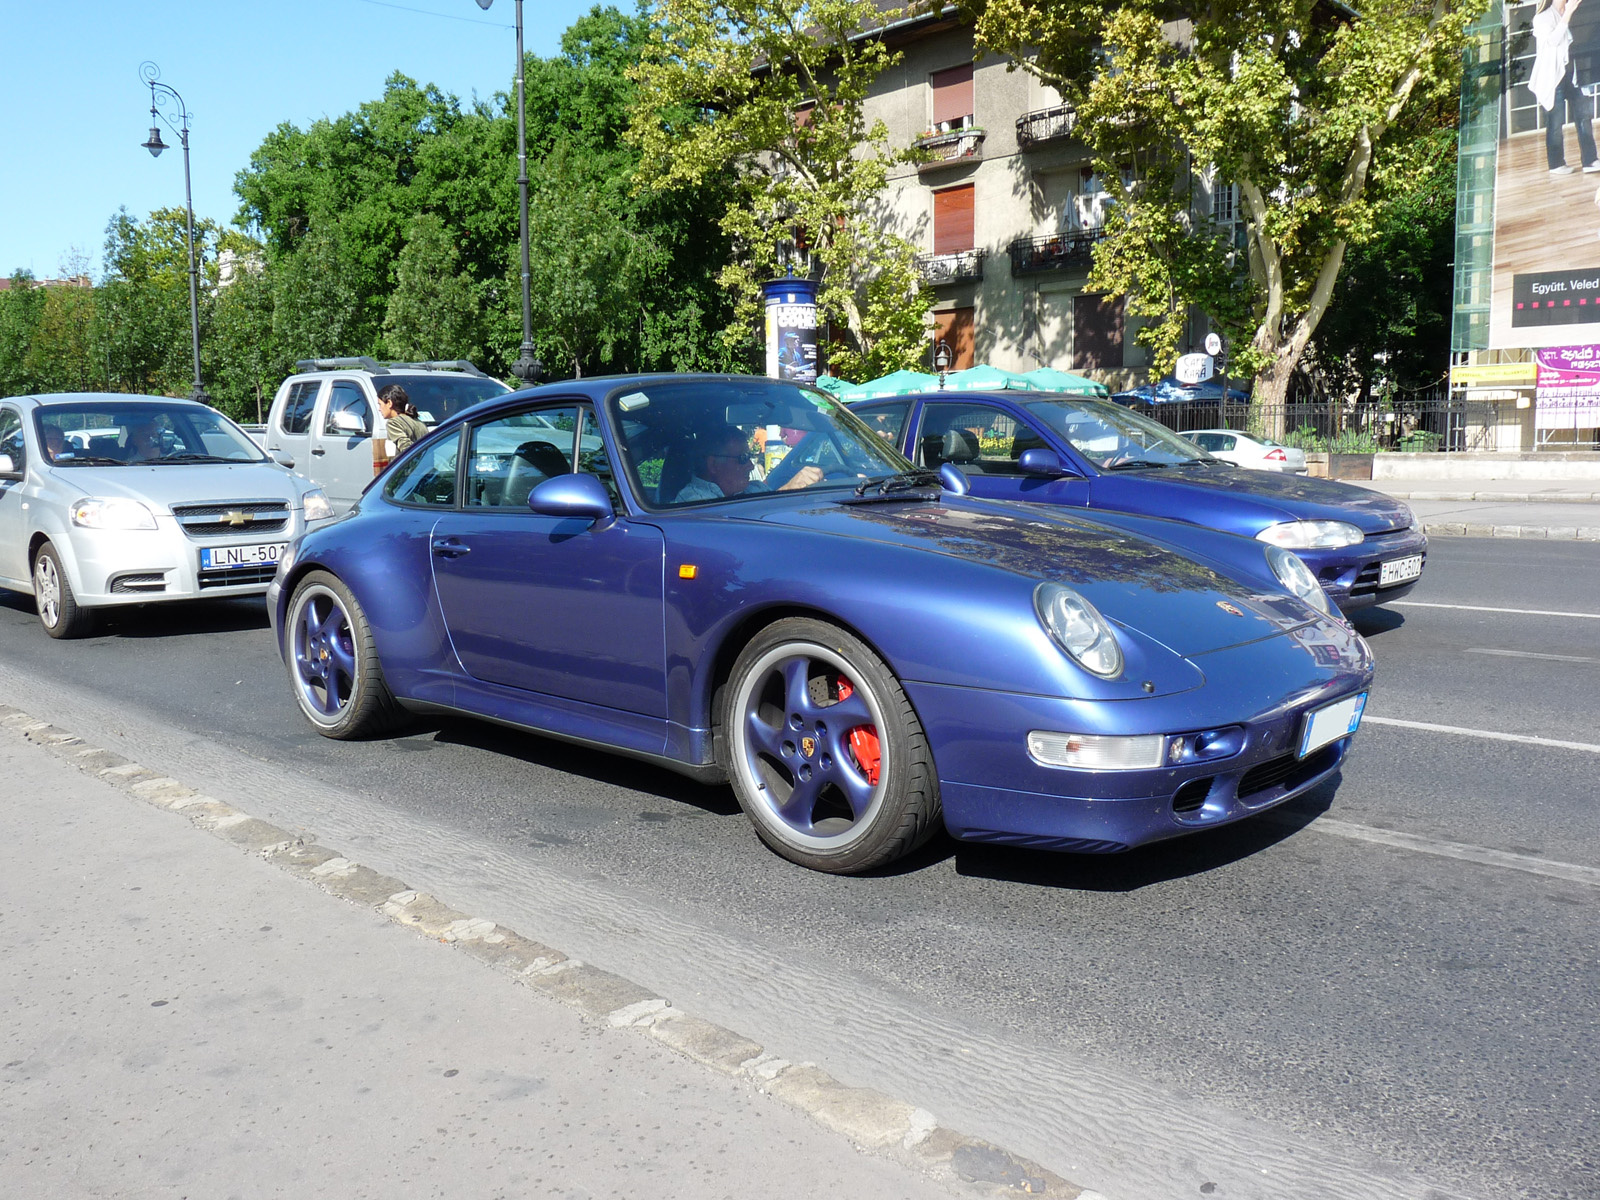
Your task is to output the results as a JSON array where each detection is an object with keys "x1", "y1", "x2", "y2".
[{"x1": 377, "y1": 386, "x2": 430, "y2": 453}]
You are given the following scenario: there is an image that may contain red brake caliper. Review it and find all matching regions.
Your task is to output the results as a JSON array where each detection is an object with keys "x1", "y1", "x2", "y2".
[{"x1": 835, "y1": 677, "x2": 881, "y2": 787}]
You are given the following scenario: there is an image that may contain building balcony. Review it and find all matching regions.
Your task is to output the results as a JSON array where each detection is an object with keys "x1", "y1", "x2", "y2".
[
  {"x1": 1016, "y1": 104, "x2": 1078, "y2": 151},
  {"x1": 1008, "y1": 231, "x2": 1105, "y2": 276},
  {"x1": 916, "y1": 249, "x2": 986, "y2": 285},
  {"x1": 914, "y1": 127, "x2": 986, "y2": 173}
]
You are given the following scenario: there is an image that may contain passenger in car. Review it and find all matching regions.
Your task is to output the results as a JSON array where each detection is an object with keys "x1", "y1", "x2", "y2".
[
  {"x1": 41, "y1": 425, "x2": 66, "y2": 462},
  {"x1": 674, "y1": 425, "x2": 823, "y2": 503},
  {"x1": 125, "y1": 419, "x2": 165, "y2": 461},
  {"x1": 378, "y1": 386, "x2": 430, "y2": 453}
]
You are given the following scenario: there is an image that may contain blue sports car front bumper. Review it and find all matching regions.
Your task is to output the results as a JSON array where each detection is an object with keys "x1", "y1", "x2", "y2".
[{"x1": 907, "y1": 634, "x2": 1374, "y2": 853}]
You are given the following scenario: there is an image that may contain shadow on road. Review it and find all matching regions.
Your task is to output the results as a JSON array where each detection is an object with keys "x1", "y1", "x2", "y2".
[
  {"x1": 1350, "y1": 607, "x2": 1405, "y2": 639},
  {"x1": 949, "y1": 777, "x2": 1340, "y2": 891}
]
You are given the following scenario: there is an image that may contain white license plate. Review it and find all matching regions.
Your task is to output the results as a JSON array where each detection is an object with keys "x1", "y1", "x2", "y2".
[
  {"x1": 1379, "y1": 555, "x2": 1423, "y2": 587},
  {"x1": 1299, "y1": 692, "x2": 1367, "y2": 758},
  {"x1": 199, "y1": 542, "x2": 287, "y2": 571}
]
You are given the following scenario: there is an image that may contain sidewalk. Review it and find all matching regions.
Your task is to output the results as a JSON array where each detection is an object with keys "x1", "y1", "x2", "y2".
[
  {"x1": 1347, "y1": 477, "x2": 1600, "y2": 541},
  {"x1": 0, "y1": 725, "x2": 970, "y2": 1200}
]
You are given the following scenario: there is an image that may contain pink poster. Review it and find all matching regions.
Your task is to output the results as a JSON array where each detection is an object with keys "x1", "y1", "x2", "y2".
[{"x1": 1533, "y1": 345, "x2": 1600, "y2": 429}]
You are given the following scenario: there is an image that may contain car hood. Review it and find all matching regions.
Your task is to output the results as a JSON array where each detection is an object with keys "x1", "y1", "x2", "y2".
[
  {"x1": 748, "y1": 496, "x2": 1318, "y2": 658},
  {"x1": 1099, "y1": 464, "x2": 1415, "y2": 534},
  {"x1": 43, "y1": 462, "x2": 306, "y2": 514}
]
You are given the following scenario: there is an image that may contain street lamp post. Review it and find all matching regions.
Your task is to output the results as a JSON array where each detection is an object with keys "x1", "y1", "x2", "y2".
[
  {"x1": 473, "y1": 0, "x2": 543, "y2": 383},
  {"x1": 138, "y1": 61, "x2": 209, "y2": 405}
]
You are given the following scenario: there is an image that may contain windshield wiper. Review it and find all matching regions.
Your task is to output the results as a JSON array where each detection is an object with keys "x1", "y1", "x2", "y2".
[
  {"x1": 852, "y1": 469, "x2": 942, "y2": 497},
  {"x1": 152, "y1": 453, "x2": 248, "y2": 464},
  {"x1": 1106, "y1": 460, "x2": 1171, "y2": 471},
  {"x1": 51, "y1": 455, "x2": 126, "y2": 466}
]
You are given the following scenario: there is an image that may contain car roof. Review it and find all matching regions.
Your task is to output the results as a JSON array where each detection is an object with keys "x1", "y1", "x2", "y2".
[{"x1": 13, "y1": 393, "x2": 207, "y2": 408}]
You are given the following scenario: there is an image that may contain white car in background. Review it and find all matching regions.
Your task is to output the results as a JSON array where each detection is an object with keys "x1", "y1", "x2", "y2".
[
  {"x1": 0, "y1": 393, "x2": 334, "y2": 638},
  {"x1": 1182, "y1": 428, "x2": 1309, "y2": 474}
]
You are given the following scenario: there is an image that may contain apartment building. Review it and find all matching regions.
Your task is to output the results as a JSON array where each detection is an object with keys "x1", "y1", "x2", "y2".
[{"x1": 860, "y1": 10, "x2": 1230, "y2": 391}]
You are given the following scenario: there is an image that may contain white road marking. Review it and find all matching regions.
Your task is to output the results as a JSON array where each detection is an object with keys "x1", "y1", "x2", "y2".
[
  {"x1": 1363, "y1": 714, "x2": 1600, "y2": 754},
  {"x1": 1269, "y1": 814, "x2": 1600, "y2": 889},
  {"x1": 1465, "y1": 647, "x2": 1600, "y2": 664},
  {"x1": 1392, "y1": 600, "x2": 1600, "y2": 619}
]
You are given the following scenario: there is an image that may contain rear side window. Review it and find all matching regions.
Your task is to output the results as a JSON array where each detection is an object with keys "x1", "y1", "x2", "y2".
[
  {"x1": 279, "y1": 381, "x2": 320, "y2": 435},
  {"x1": 851, "y1": 401, "x2": 911, "y2": 444},
  {"x1": 384, "y1": 431, "x2": 460, "y2": 507}
]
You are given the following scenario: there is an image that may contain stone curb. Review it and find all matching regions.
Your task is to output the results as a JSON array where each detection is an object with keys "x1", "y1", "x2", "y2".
[
  {"x1": 0, "y1": 706, "x2": 1101, "y2": 1200},
  {"x1": 1381, "y1": 489, "x2": 1600, "y2": 503},
  {"x1": 1422, "y1": 520, "x2": 1600, "y2": 541}
]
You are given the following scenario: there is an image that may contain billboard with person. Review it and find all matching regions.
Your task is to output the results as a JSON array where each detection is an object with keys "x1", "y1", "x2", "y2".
[{"x1": 1490, "y1": 0, "x2": 1600, "y2": 348}]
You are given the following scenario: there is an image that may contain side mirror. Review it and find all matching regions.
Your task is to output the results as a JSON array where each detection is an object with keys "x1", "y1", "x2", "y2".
[
  {"x1": 1018, "y1": 447, "x2": 1068, "y2": 478},
  {"x1": 330, "y1": 410, "x2": 368, "y2": 436},
  {"x1": 0, "y1": 453, "x2": 16, "y2": 476},
  {"x1": 272, "y1": 451, "x2": 295, "y2": 469},
  {"x1": 938, "y1": 462, "x2": 970, "y2": 496},
  {"x1": 528, "y1": 473, "x2": 615, "y2": 524}
]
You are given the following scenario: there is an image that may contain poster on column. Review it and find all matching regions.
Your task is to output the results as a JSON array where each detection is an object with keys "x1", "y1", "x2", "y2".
[
  {"x1": 1490, "y1": 1, "x2": 1600, "y2": 348},
  {"x1": 1534, "y1": 343, "x2": 1600, "y2": 427}
]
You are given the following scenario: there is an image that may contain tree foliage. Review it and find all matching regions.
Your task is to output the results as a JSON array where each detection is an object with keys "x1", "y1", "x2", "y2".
[
  {"x1": 629, "y1": 0, "x2": 933, "y2": 381},
  {"x1": 972, "y1": 0, "x2": 1485, "y2": 406}
]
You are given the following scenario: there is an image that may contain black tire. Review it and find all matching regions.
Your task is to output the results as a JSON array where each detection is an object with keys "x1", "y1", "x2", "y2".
[
  {"x1": 33, "y1": 542, "x2": 93, "y2": 639},
  {"x1": 284, "y1": 570, "x2": 405, "y2": 739},
  {"x1": 721, "y1": 617, "x2": 940, "y2": 873}
]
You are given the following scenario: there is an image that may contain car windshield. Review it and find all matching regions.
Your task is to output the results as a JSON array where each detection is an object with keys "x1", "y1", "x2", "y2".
[
  {"x1": 1022, "y1": 396, "x2": 1210, "y2": 470},
  {"x1": 34, "y1": 401, "x2": 267, "y2": 466},
  {"x1": 386, "y1": 374, "x2": 509, "y2": 425},
  {"x1": 607, "y1": 378, "x2": 913, "y2": 508}
]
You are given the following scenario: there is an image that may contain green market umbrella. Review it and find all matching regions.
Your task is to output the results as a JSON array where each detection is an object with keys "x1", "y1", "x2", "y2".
[
  {"x1": 809, "y1": 374, "x2": 857, "y2": 397},
  {"x1": 939, "y1": 364, "x2": 1049, "y2": 392},
  {"x1": 848, "y1": 369, "x2": 940, "y2": 399},
  {"x1": 1021, "y1": 367, "x2": 1109, "y2": 397}
]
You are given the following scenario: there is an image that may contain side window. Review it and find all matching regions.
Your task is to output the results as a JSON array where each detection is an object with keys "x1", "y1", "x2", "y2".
[
  {"x1": 1217, "y1": 435, "x2": 1237, "y2": 451},
  {"x1": 1193, "y1": 433, "x2": 1219, "y2": 452},
  {"x1": 383, "y1": 431, "x2": 460, "y2": 507},
  {"x1": 851, "y1": 401, "x2": 911, "y2": 445},
  {"x1": 576, "y1": 406, "x2": 620, "y2": 505},
  {"x1": 465, "y1": 406, "x2": 577, "y2": 508},
  {"x1": 279, "y1": 381, "x2": 320, "y2": 435},
  {"x1": 323, "y1": 383, "x2": 371, "y2": 437},
  {"x1": 0, "y1": 408, "x2": 23, "y2": 472},
  {"x1": 915, "y1": 404, "x2": 1036, "y2": 476}
]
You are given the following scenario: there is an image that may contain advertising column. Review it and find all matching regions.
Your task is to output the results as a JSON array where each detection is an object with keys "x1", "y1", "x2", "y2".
[{"x1": 763, "y1": 277, "x2": 820, "y2": 384}]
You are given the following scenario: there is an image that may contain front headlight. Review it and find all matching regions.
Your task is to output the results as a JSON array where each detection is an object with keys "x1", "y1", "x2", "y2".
[
  {"x1": 71, "y1": 498, "x2": 158, "y2": 530},
  {"x1": 1035, "y1": 582, "x2": 1124, "y2": 679},
  {"x1": 302, "y1": 489, "x2": 334, "y2": 522},
  {"x1": 1255, "y1": 520, "x2": 1363, "y2": 549},
  {"x1": 1265, "y1": 544, "x2": 1332, "y2": 614}
]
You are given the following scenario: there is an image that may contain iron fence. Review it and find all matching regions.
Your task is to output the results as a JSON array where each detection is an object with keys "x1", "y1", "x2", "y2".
[
  {"x1": 1009, "y1": 231, "x2": 1104, "y2": 275},
  {"x1": 1119, "y1": 398, "x2": 1524, "y2": 452},
  {"x1": 915, "y1": 249, "x2": 986, "y2": 285},
  {"x1": 1016, "y1": 104, "x2": 1078, "y2": 150}
]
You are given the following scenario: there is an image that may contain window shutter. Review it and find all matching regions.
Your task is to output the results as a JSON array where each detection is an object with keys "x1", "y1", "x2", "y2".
[
  {"x1": 933, "y1": 185, "x2": 975, "y2": 255},
  {"x1": 930, "y1": 64, "x2": 974, "y2": 128},
  {"x1": 934, "y1": 307, "x2": 976, "y2": 370},
  {"x1": 1072, "y1": 294, "x2": 1124, "y2": 371}
]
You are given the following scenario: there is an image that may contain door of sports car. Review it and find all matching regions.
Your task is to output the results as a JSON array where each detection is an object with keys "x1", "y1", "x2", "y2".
[
  {"x1": 910, "y1": 400, "x2": 1090, "y2": 505},
  {"x1": 429, "y1": 403, "x2": 668, "y2": 718}
]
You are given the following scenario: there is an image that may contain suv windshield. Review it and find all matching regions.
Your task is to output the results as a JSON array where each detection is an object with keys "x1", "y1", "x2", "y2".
[
  {"x1": 608, "y1": 379, "x2": 912, "y2": 508},
  {"x1": 35, "y1": 402, "x2": 266, "y2": 466},
  {"x1": 385, "y1": 374, "x2": 509, "y2": 426},
  {"x1": 1022, "y1": 397, "x2": 1210, "y2": 471}
]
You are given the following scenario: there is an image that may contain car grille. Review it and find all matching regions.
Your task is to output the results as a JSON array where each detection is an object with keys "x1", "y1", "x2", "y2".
[
  {"x1": 171, "y1": 499, "x2": 291, "y2": 539},
  {"x1": 109, "y1": 572, "x2": 167, "y2": 594},
  {"x1": 1237, "y1": 744, "x2": 1340, "y2": 800},
  {"x1": 197, "y1": 565, "x2": 279, "y2": 589}
]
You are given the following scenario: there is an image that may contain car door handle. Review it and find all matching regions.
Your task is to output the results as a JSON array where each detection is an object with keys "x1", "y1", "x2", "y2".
[
  {"x1": 311, "y1": 447, "x2": 326, "y2": 456},
  {"x1": 432, "y1": 538, "x2": 471, "y2": 558}
]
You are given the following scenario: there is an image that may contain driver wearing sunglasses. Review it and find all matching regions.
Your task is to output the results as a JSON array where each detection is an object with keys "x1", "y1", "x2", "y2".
[{"x1": 674, "y1": 425, "x2": 823, "y2": 503}]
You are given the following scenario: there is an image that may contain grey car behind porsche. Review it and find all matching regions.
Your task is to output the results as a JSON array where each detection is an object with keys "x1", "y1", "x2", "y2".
[{"x1": 0, "y1": 394, "x2": 334, "y2": 638}]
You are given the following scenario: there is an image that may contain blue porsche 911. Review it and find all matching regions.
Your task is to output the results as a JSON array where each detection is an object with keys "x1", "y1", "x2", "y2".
[{"x1": 268, "y1": 375, "x2": 1373, "y2": 874}]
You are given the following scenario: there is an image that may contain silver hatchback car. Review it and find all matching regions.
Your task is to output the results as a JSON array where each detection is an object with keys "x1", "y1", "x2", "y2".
[{"x1": 0, "y1": 393, "x2": 334, "y2": 638}]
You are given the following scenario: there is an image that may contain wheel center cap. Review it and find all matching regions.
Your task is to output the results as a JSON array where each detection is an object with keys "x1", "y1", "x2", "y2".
[{"x1": 800, "y1": 735, "x2": 816, "y2": 758}]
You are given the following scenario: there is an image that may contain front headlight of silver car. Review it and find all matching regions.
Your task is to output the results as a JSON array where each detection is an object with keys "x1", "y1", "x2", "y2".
[
  {"x1": 1265, "y1": 544, "x2": 1332, "y2": 614},
  {"x1": 302, "y1": 488, "x2": 334, "y2": 522},
  {"x1": 1255, "y1": 519, "x2": 1363, "y2": 549},
  {"x1": 70, "y1": 497, "x2": 158, "y2": 531},
  {"x1": 1035, "y1": 582, "x2": 1124, "y2": 679}
]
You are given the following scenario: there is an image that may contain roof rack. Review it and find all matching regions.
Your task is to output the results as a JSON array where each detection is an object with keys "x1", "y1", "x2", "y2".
[
  {"x1": 383, "y1": 360, "x2": 489, "y2": 378},
  {"x1": 295, "y1": 356, "x2": 388, "y2": 374}
]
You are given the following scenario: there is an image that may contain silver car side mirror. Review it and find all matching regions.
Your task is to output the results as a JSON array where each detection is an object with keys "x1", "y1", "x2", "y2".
[
  {"x1": 0, "y1": 453, "x2": 17, "y2": 475},
  {"x1": 329, "y1": 410, "x2": 368, "y2": 436}
]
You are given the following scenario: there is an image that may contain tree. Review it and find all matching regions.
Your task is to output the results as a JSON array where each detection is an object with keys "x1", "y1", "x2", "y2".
[
  {"x1": 971, "y1": 0, "x2": 1486, "y2": 408},
  {"x1": 210, "y1": 253, "x2": 279, "y2": 423},
  {"x1": 0, "y1": 272, "x2": 47, "y2": 397},
  {"x1": 628, "y1": 0, "x2": 932, "y2": 380},
  {"x1": 383, "y1": 213, "x2": 487, "y2": 363}
]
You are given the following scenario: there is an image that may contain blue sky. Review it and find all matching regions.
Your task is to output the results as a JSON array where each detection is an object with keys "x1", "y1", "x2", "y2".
[{"x1": 1, "y1": 0, "x2": 606, "y2": 279}]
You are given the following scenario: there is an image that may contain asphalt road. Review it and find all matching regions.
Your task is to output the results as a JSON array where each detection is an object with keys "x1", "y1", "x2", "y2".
[{"x1": 0, "y1": 538, "x2": 1595, "y2": 1200}]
